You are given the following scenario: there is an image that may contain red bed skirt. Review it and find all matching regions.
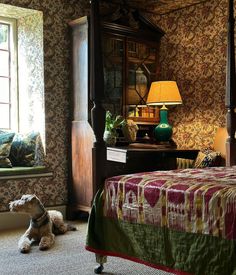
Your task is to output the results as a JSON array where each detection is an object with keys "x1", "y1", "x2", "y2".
[{"x1": 86, "y1": 245, "x2": 192, "y2": 275}]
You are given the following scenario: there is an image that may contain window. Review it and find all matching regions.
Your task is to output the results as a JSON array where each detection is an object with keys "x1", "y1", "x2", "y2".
[
  {"x1": 0, "y1": 17, "x2": 17, "y2": 131},
  {"x1": 0, "y1": 4, "x2": 45, "y2": 145}
]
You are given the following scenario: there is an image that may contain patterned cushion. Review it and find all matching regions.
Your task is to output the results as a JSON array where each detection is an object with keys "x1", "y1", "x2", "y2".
[
  {"x1": 9, "y1": 132, "x2": 45, "y2": 167},
  {"x1": 176, "y1": 158, "x2": 195, "y2": 169},
  {"x1": 194, "y1": 148, "x2": 221, "y2": 168},
  {"x1": 0, "y1": 131, "x2": 15, "y2": 168}
]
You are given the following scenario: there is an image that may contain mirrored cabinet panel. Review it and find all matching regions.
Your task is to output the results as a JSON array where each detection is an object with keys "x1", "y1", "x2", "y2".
[
  {"x1": 126, "y1": 40, "x2": 159, "y2": 123},
  {"x1": 103, "y1": 34, "x2": 124, "y2": 116}
]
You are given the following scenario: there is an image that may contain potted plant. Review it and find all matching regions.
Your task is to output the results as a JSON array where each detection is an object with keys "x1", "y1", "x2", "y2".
[{"x1": 104, "y1": 111, "x2": 124, "y2": 146}]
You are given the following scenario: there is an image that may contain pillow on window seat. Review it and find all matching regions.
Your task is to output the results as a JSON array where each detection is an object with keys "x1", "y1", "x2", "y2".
[
  {"x1": 9, "y1": 131, "x2": 45, "y2": 167},
  {"x1": 193, "y1": 148, "x2": 221, "y2": 168},
  {"x1": 0, "y1": 131, "x2": 15, "y2": 168}
]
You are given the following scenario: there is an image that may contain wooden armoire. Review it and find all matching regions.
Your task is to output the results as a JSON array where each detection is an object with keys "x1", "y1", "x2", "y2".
[{"x1": 67, "y1": 5, "x2": 165, "y2": 218}]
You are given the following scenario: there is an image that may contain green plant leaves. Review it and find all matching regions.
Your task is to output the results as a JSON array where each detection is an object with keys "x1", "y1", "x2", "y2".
[{"x1": 105, "y1": 111, "x2": 124, "y2": 132}]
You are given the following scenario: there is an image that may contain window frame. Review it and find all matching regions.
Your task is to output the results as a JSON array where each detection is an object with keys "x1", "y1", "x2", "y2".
[{"x1": 0, "y1": 16, "x2": 18, "y2": 132}]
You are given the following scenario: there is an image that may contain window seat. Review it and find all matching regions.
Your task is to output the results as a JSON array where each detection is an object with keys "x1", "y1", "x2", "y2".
[
  {"x1": 0, "y1": 130, "x2": 49, "y2": 179},
  {"x1": 0, "y1": 166, "x2": 53, "y2": 180}
]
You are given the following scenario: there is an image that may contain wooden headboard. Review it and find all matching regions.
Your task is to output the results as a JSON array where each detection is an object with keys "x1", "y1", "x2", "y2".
[{"x1": 89, "y1": 0, "x2": 236, "y2": 192}]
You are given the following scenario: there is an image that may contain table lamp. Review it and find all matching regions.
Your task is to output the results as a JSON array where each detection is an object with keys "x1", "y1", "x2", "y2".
[{"x1": 146, "y1": 81, "x2": 182, "y2": 143}]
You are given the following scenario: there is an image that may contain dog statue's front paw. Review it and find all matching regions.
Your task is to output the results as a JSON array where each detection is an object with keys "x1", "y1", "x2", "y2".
[
  {"x1": 39, "y1": 235, "x2": 55, "y2": 251},
  {"x1": 39, "y1": 238, "x2": 50, "y2": 250},
  {"x1": 19, "y1": 245, "x2": 31, "y2": 253},
  {"x1": 18, "y1": 236, "x2": 31, "y2": 253}
]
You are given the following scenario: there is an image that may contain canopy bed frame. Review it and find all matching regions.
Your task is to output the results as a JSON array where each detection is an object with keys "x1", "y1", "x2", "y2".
[{"x1": 87, "y1": 0, "x2": 236, "y2": 274}]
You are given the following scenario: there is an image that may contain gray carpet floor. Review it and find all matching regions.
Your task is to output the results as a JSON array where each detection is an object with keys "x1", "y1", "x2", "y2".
[{"x1": 0, "y1": 220, "x2": 174, "y2": 275}]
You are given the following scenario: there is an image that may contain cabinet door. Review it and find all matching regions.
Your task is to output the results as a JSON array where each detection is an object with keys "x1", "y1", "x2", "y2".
[
  {"x1": 125, "y1": 39, "x2": 159, "y2": 123},
  {"x1": 102, "y1": 34, "x2": 160, "y2": 124},
  {"x1": 103, "y1": 34, "x2": 124, "y2": 116}
]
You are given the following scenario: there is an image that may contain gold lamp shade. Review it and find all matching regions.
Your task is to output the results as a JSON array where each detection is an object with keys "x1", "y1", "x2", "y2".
[{"x1": 146, "y1": 81, "x2": 182, "y2": 106}]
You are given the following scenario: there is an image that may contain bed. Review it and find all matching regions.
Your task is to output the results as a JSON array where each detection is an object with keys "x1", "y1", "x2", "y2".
[{"x1": 86, "y1": 0, "x2": 236, "y2": 274}]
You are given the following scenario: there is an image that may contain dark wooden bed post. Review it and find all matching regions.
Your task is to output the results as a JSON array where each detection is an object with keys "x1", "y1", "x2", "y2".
[
  {"x1": 90, "y1": 0, "x2": 106, "y2": 192},
  {"x1": 90, "y1": 1, "x2": 107, "y2": 272},
  {"x1": 226, "y1": 0, "x2": 236, "y2": 166}
]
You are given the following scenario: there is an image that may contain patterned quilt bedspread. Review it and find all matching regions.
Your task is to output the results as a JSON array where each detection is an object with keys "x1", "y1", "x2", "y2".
[
  {"x1": 86, "y1": 166, "x2": 236, "y2": 275},
  {"x1": 104, "y1": 166, "x2": 236, "y2": 240}
]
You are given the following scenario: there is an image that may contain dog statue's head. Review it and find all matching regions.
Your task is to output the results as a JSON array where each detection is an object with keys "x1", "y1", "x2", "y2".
[{"x1": 9, "y1": 194, "x2": 41, "y2": 214}]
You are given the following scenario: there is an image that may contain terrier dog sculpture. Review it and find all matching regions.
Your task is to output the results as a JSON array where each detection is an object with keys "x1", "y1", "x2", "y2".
[{"x1": 9, "y1": 194, "x2": 77, "y2": 253}]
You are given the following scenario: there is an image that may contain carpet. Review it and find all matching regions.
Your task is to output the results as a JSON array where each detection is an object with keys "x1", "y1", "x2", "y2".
[{"x1": 0, "y1": 220, "x2": 174, "y2": 275}]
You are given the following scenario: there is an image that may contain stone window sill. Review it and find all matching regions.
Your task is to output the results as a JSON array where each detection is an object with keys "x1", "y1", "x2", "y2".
[{"x1": 0, "y1": 166, "x2": 53, "y2": 180}]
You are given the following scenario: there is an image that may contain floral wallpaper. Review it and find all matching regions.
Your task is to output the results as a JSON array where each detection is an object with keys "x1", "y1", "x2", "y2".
[
  {"x1": 154, "y1": 0, "x2": 227, "y2": 149},
  {"x1": 101, "y1": 0, "x2": 208, "y2": 15},
  {"x1": 0, "y1": 0, "x2": 88, "y2": 212}
]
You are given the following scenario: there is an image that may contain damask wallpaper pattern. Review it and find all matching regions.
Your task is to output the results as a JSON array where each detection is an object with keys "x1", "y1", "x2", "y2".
[{"x1": 155, "y1": 0, "x2": 227, "y2": 149}]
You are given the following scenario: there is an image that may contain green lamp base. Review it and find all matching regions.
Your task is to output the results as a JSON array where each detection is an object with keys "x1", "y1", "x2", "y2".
[
  {"x1": 154, "y1": 123, "x2": 172, "y2": 142},
  {"x1": 154, "y1": 105, "x2": 173, "y2": 142}
]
